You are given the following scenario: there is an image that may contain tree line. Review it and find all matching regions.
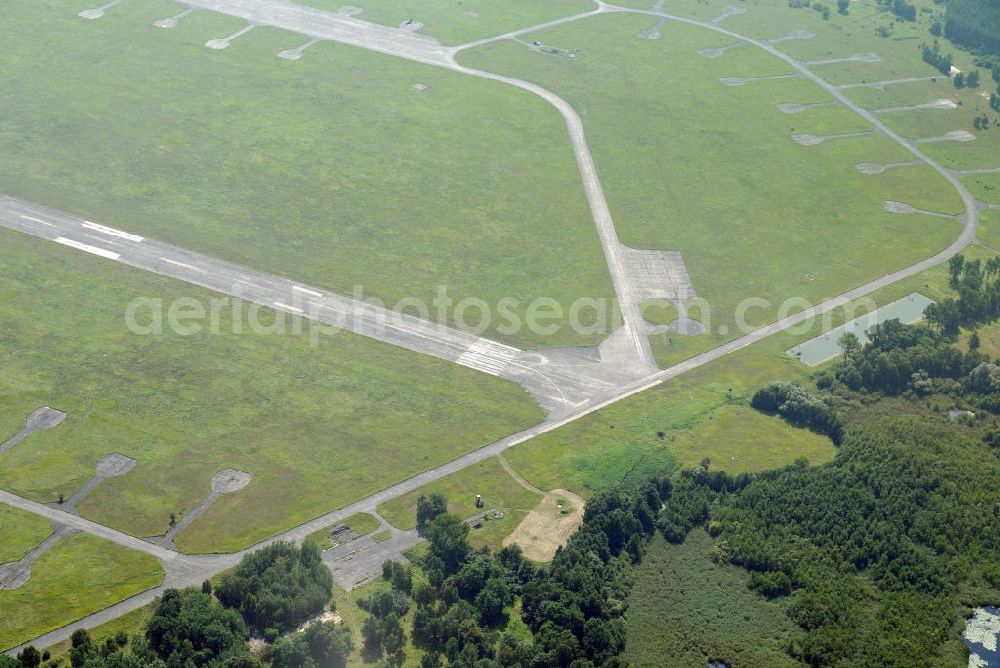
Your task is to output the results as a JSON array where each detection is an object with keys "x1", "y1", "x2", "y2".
[{"x1": 7, "y1": 542, "x2": 350, "y2": 668}]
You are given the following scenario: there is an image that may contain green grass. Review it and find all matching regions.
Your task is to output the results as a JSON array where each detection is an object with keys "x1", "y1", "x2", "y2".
[
  {"x1": 0, "y1": 533, "x2": 163, "y2": 651},
  {"x1": 0, "y1": 229, "x2": 544, "y2": 553},
  {"x1": 505, "y1": 246, "x2": 972, "y2": 492},
  {"x1": 625, "y1": 530, "x2": 801, "y2": 667},
  {"x1": 641, "y1": 299, "x2": 679, "y2": 326},
  {"x1": 460, "y1": 13, "x2": 962, "y2": 366},
  {"x1": 306, "y1": 513, "x2": 382, "y2": 550},
  {"x1": 0, "y1": 0, "x2": 615, "y2": 349},
  {"x1": 0, "y1": 506, "x2": 51, "y2": 564},
  {"x1": 977, "y1": 209, "x2": 1000, "y2": 250},
  {"x1": 296, "y1": 0, "x2": 596, "y2": 45},
  {"x1": 371, "y1": 529, "x2": 392, "y2": 543},
  {"x1": 377, "y1": 456, "x2": 542, "y2": 550},
  {"x1": 963, "y1": 172, "x2": 1000, "y2": 204},
  {"x1": 45, "y1": 604, "x2": 154, "y2": 659}
]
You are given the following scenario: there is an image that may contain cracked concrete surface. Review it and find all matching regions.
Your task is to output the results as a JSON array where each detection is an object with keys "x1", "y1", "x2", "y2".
[
  {"x1": 721, "y1": 73, "x2": 800, "y2": 86},
  {"x1": 0, "y1": 407, "x2": 66, "y2": 455},
  {"x1": 914, "y1": 129, "x2": 976, "y2": 144},
  {"x1": 58, "y1": 453, "x2": 137, "y2": 514},
  {"x1": 777, "y1": 101, "x2": 837, "y2": 113},
  {"x1": 699, "y1": 40, "x2": 746, "y2": 58},
  {"x1": 875, "y1": 98, "x2": 957, "y2": 114},
  {"x1": 150, "y1": 470, "x2": 252, "y2": 549},
  {"x1": 793, "y1": 130, "x2": 876, "y2": 145}
]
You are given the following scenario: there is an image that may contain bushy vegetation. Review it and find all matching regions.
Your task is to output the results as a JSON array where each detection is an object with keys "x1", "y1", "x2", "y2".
[
  {"x1": 145, "y1": 589, "x2": 253, "y2": 667},
  {"x1": 215, "y1": 542, "x2": 332, "y2": 634},
  {"x1": 751, "y1": 382, "x2": 844, "y2": 444},
  {"x1": 354, "y1": 482, "x2": 667, "y2": 667},
  {"x1": 669, "y1": 417, "x2": 1000, "y2": 666},
  {"x1": 269, "y1": 621, "x2": 352, "y2": 668},
  {"x1": 652, "y1": 338, "x2": 1000, "y2": 667}
]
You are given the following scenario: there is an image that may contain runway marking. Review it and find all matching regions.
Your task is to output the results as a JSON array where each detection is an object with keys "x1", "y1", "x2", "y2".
[
  {"x1": 81, "y1": 221, "x2": 144, "y2": 243},
  {"x1": 160, "y1": 257, "x2": 203, "y2": 272},
  {"x1": 233, "y1": 278, "x2": 265, "y2": 290},
  {"x1": 292, "y1": 285, "x2": 323, "y2": 297},
  {"x1": 273, "y1": 301, "x2": 304, "y2": 314},
  {"x1": 54, "y1": 237, "x2": 120, "y2": 260},
  {"x1": 20, "y1": 215, "x2": 56, "y2": 227},
  {"x1": 456, "y1": 339, "x2": 520, "y2": 376},
  {"x1": 84, "y1": 234, "x2": 126, "y2": 250}
]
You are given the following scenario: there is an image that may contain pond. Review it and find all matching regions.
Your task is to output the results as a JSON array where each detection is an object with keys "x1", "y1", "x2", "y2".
[
  {"x1": 786, "y1": 292, "x2": 933, "y2": 366},
  {"x1": 965, "y1": 607, "x2": 1000, "y2": 668}
]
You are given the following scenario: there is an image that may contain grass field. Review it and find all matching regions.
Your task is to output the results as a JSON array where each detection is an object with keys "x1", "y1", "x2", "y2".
[
  {"x1": 0, "y1": 0, "x2": 615, "y2": 349},
  {"x1": 504, "y1": 245, "x2": 973, "y2": 492},
  {"x1": 377, "y1": 456, "x2": 542, "y2": 550},
  {"x1": 625, "y1": 530, "x2": 801, "y2": 667},
  {"x1": 460, "y1": 13, "x2": 962, "y2": 366},
  {"x1": 0, "y1": 506, "x2": 51, "y2": 565},
  {"x1": 977, "y1": 209, "x2": 1000, "y2": 249},
  {"x1": 963, "y1": 173, "x2": 1000, "y2": 204},
  {"x1": 297, "y1": 0, "x2": 595, "y2": 45},
  {"x1": 0, "y1": 229, "x2": 544, "y2": 553},
  {"x1": 0, "y1": 533, "x2": 163, "y2": 651}
]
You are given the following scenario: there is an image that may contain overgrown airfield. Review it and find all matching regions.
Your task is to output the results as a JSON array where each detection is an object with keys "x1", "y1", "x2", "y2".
[{"x1": 0, "y1": 0, "x2": 993, "y2": 660}]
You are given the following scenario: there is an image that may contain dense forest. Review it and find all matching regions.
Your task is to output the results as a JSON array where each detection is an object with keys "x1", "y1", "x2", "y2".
[
  {"x1": 944, "y1": 0, "x2": 1000, "y2": 57},
  {"x1": 661, "y1": 310, "x2": 1000, "y2": 665}
]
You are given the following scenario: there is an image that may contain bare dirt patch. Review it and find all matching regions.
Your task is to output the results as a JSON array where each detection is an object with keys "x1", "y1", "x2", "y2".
[{"x1": 503, "y1": 489, "x2": 584, "y2": 562}]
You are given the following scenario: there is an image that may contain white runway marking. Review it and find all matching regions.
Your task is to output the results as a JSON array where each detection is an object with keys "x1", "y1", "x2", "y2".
[
  {"x1": 20, "y1": 215, "x2": 55, "y2": 227},
  {"x1": 81, "y1": 221, "x2": 144, "y2": 242},
  {"x1": 292, "y1": 285, "x2": 323, "y2": 297},
  {"x1": 273, "y1": 301, "x2": 304, "y2": 314},
  {"x1": 233, "y1": 278, "x2": 265, "y2": 291},
  {"x1": 85, "y1": 234, "x2": 124, "y2": 248},
  {"x1": 161, "y1": 257, "x2": 203, "y2": 272},
  {"x1": 456, "y1": 339, "x2": 520, "y2": 376},
  {"x1": 54, "y1": 237, "x2": 120, "y2": 260}
]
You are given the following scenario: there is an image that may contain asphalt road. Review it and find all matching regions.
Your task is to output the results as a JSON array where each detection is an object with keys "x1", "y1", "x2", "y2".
[{"x1": 2, "y1": 0, "x2": 986, "y2": 654}]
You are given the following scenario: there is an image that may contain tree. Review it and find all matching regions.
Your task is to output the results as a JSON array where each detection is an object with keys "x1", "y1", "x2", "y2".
[
  {"x1": 424, "y1": 514, "x2": 471, "y2": 576},
  {"x1": 838, "y1": 331, "x2": 860, "y2": 362},
  {"x1": 303, "y1": 621, "x2": 353, "y2": 668},
  {"x1": 361, "y1": 615, "x2": 383, "y2": 659},
  {"x1": 949, "y1": 254, "x2": 965, "y2": 287},
  {"x1": 416, "y1": 493, "x2": 448, "y2": 534},
  {"x1": 145, "y1": 588, "x2": 250, "y2": 665},
  {"x1": 970, "y1": 330, "x2": 981, "y2": 351},
  {"x1": 215, "y1": 541, "x2": 332, "y2": 632},
  {"x1": 837, "y1": 0, "x2": 849, "y2": 14},
  {"x1": 16, "y1": 647, "x2": 40, "y2": 668},
  {"x1": 382, "y1": 613, "x2": 406, "y2": 666}
]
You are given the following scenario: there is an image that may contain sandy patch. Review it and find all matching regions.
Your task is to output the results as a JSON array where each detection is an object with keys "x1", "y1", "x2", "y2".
[{"x1": 503, "y1": 489, "x2": 584, "y2": 562}]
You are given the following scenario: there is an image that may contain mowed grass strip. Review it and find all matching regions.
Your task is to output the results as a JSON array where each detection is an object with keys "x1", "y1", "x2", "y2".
[
  {"x1": 0, "y1": 506, "x2": 51, "y2": 564},
  {"x1": 0, "y1": 230, "x2": 544, "y2": 553},
  {"x1": 296, "y1": 0, "x2": 596, "y2": 45},
  {"x1": 0, "y1": 533, "x2": 163, "y2": 651},
  {"x1": 460, "y1": 14, "x2": 961, "y2": 366},
  {"x1": 0, "y1": 0, "x2": 614, "y2": 349}
]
